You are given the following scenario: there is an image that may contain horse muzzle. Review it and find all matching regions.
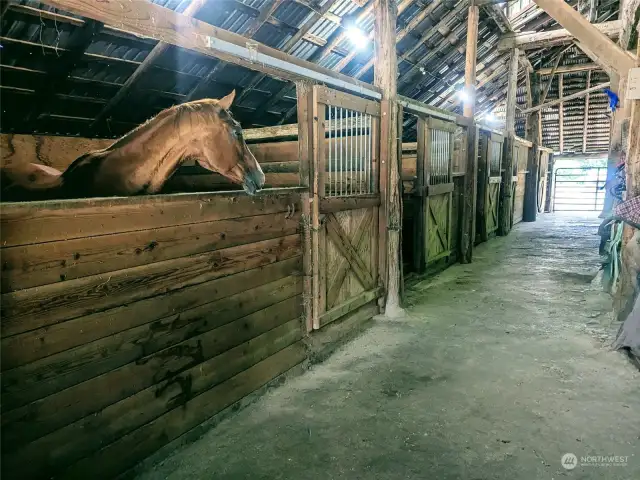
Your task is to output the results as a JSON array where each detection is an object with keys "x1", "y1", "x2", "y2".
[{"x1": 242, "y1": 168, "x2": 265, "y2": 195}]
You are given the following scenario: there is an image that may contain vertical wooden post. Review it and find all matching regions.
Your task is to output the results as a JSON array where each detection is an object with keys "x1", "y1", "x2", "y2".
[
  {"x1": 413, "y1": 117, "x2": 427, "y2": 273},
  {"x1": 558, "y1": 73, "x2": 564, "y2": 153},
  {"x1": 461, "y1": 2, "x2": 479, "y2": 263},
  {"x1": 524, "y1": 72, "x2": 540, "y2": 222},
  {"x1": 583, "y1": 70, "x2": 591, "y2": 153},
  {"x1": 374, "y1": 0, "x2": 404, "y2": 318},
  {"x1": 499, "y1": 47, "x2": 519, "y2": 236},
  {"x1": 545, "y1": 153, "x2": 555, "y2": 212},
  {"x1": 296, "y1": 81, "x2": 313, "y2": 332},
  {"x1": 463, "y1": 4, "x2": 479, "y2": 119}
]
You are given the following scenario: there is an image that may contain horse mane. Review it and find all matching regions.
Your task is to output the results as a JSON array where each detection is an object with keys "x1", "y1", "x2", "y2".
[{"x1": 106, "y1": 98, "x2": 233, "y2": 151}]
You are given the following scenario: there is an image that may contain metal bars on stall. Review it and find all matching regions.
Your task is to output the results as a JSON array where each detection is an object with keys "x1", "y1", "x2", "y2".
[
  {"x1": 315, "y1": 86, "x2": 381, "y2": 199},
  {"x1": 325, "y1": 108, "x2": 375, "y2": 196}
]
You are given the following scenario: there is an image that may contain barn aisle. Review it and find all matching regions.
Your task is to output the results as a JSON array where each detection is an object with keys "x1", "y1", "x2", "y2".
[{"x1": 138, "y1": 214, "x2": 640, "y2": 480}]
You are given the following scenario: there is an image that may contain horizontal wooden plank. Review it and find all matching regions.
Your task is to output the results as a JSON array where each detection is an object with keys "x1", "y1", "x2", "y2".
[
  {"x1": 0, "y1": 189, "x2": 303, "y2": 247},
  {"x1": 2, "y1": 296, "x2": 302, "y2": 453},
  {"x1": 402, "y1": 142, "x2": 418, "y2": 152},
  {"x1": 428, "y1": 117, "x2": 457, "y2": 132},
  {"x1": 41, "y1": 0, "x2": 381, "y2": 98},
  {"x1": 319, "y1": 195, "x2": 380, "y2": 213},
  {"x1": 514, "y1": 136, "x2": 533, "y2": 148},
  {"x1": 1, "y1": 256, "x2": 300, "y2": 372},
  {"x1": 162, "y1": 173, "x2": 301, "y2": 193},
  {"x1": 489, "y1": 177, "x2": 502, "y2": 184},
  {"x1": 319, "y1": 287, "x2": 382, "y2": 328},
  {"x1": 316, "y1": 85, "x2": 381, "y2": 116},
  {"x1": 250, "y1": 141, "x2": 298, "y2": 163},
  {"x1": 1, "y1": 275, "x2": 301, "y2": 419},
  {"x1": 57, "y1": 341, "x2": 306, "y2": 480},
  {"x1": 427, "y1": 183, "x2": 454, "y2": 196},
  {"x1": 2, "y1": 318, "x2": 304, "y2": 479},
  {"x1": 1, "y1": 211, "x2": 300, "y2": 293},
  {"x1": 1, "y1": 234, "x2": 301, "y2": 338}
]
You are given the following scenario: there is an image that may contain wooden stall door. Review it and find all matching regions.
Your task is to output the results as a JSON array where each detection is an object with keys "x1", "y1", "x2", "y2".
[
  {"x1": 311, "y1": 86, "x2": 382, "y2": 330},
  {"x1": 512, "y1": 142, "x2": 528, "y2": 225},
  {"x1": 424, "y1": 118, "x2": 455, "y2": 264},
  {"x1": 486, "y1": 133, "x2": 504, "y2": 237}
]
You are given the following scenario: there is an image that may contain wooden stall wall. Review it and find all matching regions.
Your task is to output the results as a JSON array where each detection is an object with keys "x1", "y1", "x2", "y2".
[
  {"x1": 401, "y1": 118, "x2": 468, "y2": 274},
  {"x1": 512, "y1": 138, "x2": 531, "y2": 226},
  {"x1": 0, "y1": 133, "x2": 302, "y2": 192},
  {"x1": 0, "y1": 189, "x2": 306, "y2": 480},
  {"x1": 476, "y1": 129, "x2": 504, "y2": 244}
]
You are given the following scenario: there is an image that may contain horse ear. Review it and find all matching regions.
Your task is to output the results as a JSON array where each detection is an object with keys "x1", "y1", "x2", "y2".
[{"x1": 218, "y1": 90, "x2": 236, "y2": 110}]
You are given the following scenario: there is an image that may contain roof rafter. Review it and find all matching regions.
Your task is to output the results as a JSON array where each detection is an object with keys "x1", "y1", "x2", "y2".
[{"x1": 90, "y1": 0, "x2": 209, "y2": 128}]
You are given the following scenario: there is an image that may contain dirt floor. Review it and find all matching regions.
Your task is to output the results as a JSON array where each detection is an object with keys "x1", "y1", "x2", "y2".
[{"x1": 138, "y1": 213, "x2": 640, "y2": 480}]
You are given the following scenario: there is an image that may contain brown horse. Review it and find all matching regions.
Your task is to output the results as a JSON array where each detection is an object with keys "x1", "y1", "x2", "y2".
[{"x1": 1, "y1": 90, "x2": 265, "y2": 201}]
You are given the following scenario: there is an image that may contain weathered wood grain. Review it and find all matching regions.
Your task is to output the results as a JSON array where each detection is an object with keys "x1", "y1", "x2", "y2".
[
  {"x1": 326, "y1": 213, "x2": 374, "y2": 290},
  {"x1": 1, "y1": 234, "x2": 301, "y2": 337},
  {"x1": 2, "y1": 293, "x2": 302, "y2": 452},
  {"x1": 0, "y1": 189, "x2": 303, "y2": 247},
  {"x1": 320, "y1": 287, "x2": 382, "y2": 328},
  {"x1": 1, "y1": 256, "x2": 300, "y2": 371},
  {"x1": 1, "y1": 211, "x2": 300, "y2": 292},
  {"x1": 2, "y1": 318, "x2": 303, "y2": 479},
  {"x1": 59, "y1": 342, "x2": 306, "y2": 480},
  {"x1": 2, "y1": 274, "x2": 301, "y2": 417}
]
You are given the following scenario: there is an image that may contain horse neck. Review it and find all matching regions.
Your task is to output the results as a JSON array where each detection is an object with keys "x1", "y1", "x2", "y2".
[{"x1": 113, "y1": 112, "x2": 203, "y2": 173}]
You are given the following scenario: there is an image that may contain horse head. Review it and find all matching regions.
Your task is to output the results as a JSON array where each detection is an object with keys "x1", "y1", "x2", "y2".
[{"x1": 193, "y1": 91, "x2": 265, "y2": 195}]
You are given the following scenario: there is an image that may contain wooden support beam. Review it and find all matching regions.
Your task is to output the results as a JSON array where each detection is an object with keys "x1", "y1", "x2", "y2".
[
  {"x1": 331, "y1": 0, "x2": 419, "y2": 74},
  {"x1": 185, "y1": 0, "x2": 286, "y2": 102},
  {"x1": 23, "y1": 18, "x2": 103, "y2": 127},
  {"x1": 498, "y1": 20, "x2": 622, "y2": 51},
  {"x1": 498, "y1": 47, "x2": 519, "y2": 236},
  {"x1": 356, "y1": 1, "x2": 465, "y2": 82},
  {"x1": 38, "y1": 0, "x2": 380, "y2": 100},
  {"x1": 464, "y1": 5, "x2": 479, "y2": 119},
  {"x1": 232, "y1": 0, "x2": 340, "y2": 109},
  {"x1": 583, "y1": 69, "x2": 591, "y2": 153},
  {"x1": 559, "y1": 73, "x2": 564, "y2": 152},
  {"x1": 537, "y1": 62, "x2": 599, "y2": 75},
  {"x1": 520, "y1": 55, "x2": 534, "y2": 73},
  {"x1": 519, "y1": 81, "x2": 610, "y2": 114},
  {"x1": 523, "y1": 72, "x2": 540, "y2": 222},
  {"x1": 483, "y1": 3, "x2": 512, "y2": 33},
  {"x1": 530, "y1": 1, "x2": 634, "y2": 76},
  {"x1": 251, "y1": 0, "x2": 380, "y2": 123},
  {"x1": 540, "y1": 45, "x2": 572, "y2": 104},
  {"x1": 374, "y1": 0, "x2": 403, "y2": 318},
  {"x1": 461, "y1": 3, "x2": 479, "y2": 264},
  {"x1": 91, "y1": 0, "x2": 208, "y2": 127}
]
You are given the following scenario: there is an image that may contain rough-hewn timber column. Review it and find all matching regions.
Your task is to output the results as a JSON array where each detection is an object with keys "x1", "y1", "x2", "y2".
[
  {"x1": 498, "y1": 47, "x2": 519, "y2": 236},
  {"x1": 461, "y1": 2, "x2": 479, "y2": 263},
  {"x1": 523, "y1": 72, "x2": 540, "y2": 222},
  {"x1": 374, "y1": 0, "x2": 403, "y2": 318}
]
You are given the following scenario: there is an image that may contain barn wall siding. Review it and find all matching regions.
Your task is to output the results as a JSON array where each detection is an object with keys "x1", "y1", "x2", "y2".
[{"x1": 0, "y1": 189, "x2": 307, "y2": 480}]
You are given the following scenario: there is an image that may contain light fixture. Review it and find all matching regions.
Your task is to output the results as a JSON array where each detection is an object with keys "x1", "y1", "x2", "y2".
[
  {"x1": 456, "y1": 89, "x2": 469, "y2": 102},
  {"x1": 346, "y1": 26, "x2": 369, "y2": 50},
  {"x1": 485, "y1": 113, "x2": 496, "y2": 122}
]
